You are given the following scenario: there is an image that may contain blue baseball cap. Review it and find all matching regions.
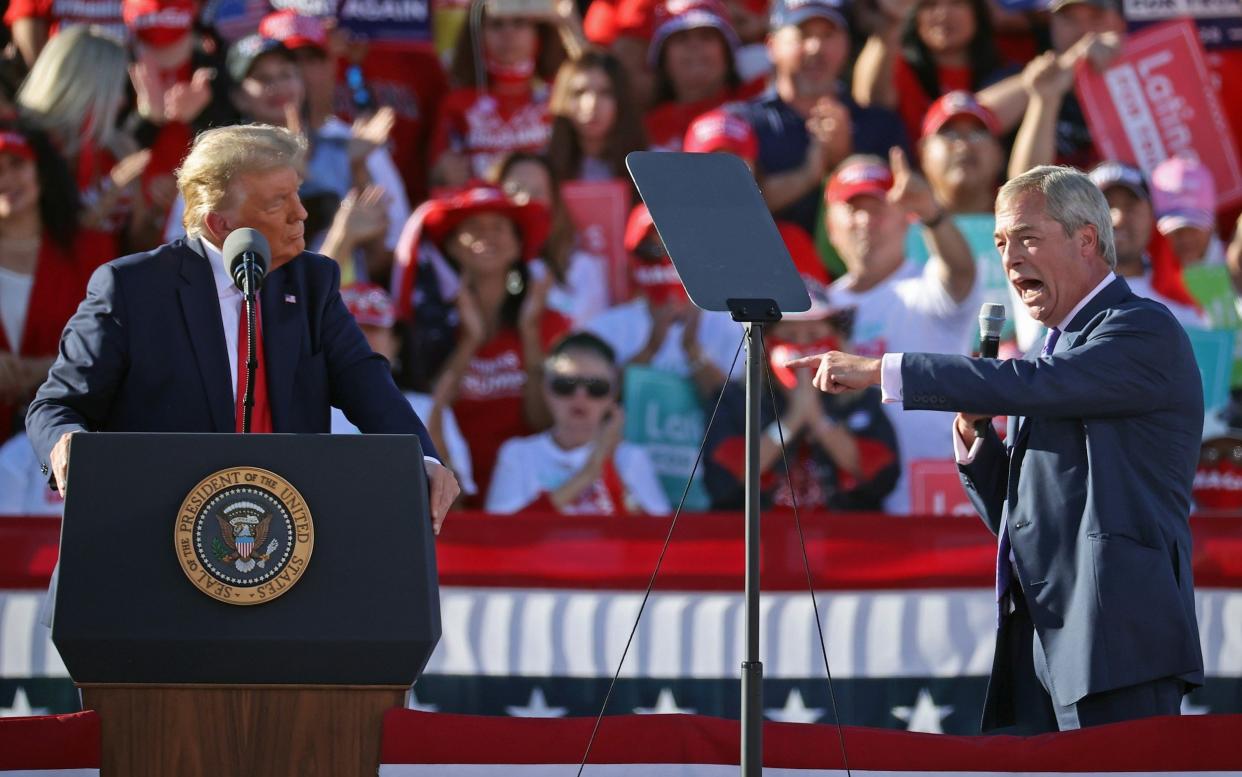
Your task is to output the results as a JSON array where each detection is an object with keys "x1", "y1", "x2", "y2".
[{"x1": 770, "y1": 0, "x2": 849, "y2": 31}]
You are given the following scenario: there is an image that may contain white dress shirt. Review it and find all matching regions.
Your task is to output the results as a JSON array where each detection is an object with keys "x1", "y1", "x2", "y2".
[{"x1": 202, "y1": 238, "x2": 246, "y2": 402}]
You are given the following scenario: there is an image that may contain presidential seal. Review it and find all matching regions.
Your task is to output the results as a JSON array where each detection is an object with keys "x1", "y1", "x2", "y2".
[{"x1": 175, "y1": 467, "x2": 314, "y2": 605}]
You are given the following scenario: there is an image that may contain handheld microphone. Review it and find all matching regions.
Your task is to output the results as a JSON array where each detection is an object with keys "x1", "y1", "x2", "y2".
[
  {"x1": 224, "y1": 228, "x2": 270, "y2": 296},
  {"x1": 975, "y1": 303, "x2": 1006, "y2": 439},
  {"x1": 223, "y1": 228, "x2": 271, "y2": 434}
]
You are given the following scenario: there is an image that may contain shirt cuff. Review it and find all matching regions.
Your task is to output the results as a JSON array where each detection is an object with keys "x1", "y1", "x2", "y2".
[
  {"x1": 952, "y1": 425, "x2": 983, "y2": 465},
  {"x1": 423, "y1": 454, "x2": 442, "y2": 467},
  {"x1": 880, "y1": 353, "x2": 904, "y2": 404}
]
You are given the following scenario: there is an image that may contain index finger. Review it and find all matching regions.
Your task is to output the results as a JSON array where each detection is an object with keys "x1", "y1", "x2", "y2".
[{"x1": 783, "y1": 354, "x2": 825, "y2": 369}]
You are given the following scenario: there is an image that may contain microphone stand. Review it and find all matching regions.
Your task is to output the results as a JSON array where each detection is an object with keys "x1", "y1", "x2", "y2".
[{"x1": 240, "y1": 255, "x2": 259, "y2": 435}]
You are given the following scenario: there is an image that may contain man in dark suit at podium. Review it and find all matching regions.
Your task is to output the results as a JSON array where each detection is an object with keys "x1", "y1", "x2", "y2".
[
  {"x1": 26, "y1": 124, "x2": 460, "y2": 530},
  {"x1": 788, "y1": 165, "x2": 1204, "y2": 732}
]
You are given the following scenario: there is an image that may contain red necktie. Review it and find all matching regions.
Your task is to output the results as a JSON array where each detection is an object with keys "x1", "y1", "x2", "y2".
[{"x1": 235, "y1": 301, "x2": 273, "y2": 433}]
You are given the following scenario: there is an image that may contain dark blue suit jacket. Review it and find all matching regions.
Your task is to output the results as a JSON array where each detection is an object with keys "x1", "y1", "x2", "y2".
[
  {"x1": 26, "y1": 238, "x2": 438, "y2": 470},
  {"x1": 901, "y1": 277, "x2": 1204, "y2": 706}
]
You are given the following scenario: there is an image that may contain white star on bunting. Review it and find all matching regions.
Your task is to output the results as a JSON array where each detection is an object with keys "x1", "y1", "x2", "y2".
[
  {"x1": 766, "y1": 688, "x2": 825, "y2": 723},
  {"x1": 891, "y1": 688, "x2": 953, "y2": 733},
  {"x1": 506, "y1": 688, "x2": 568, "y2": 718},
  {"x1": 1, "y1": 687, "x2": 49, "y2": 718},
  {"x1": 634, "y1": 688, "x2": 696, "y2": 715}
]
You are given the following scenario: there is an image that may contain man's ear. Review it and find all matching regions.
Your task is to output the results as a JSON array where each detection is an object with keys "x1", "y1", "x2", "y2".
[
  {"x1": 203, "y1": 211, "x2": 230, "y2": 243},
  {"x1": 1079, "y1": 223, "x2": 1100, "y2": 259}
]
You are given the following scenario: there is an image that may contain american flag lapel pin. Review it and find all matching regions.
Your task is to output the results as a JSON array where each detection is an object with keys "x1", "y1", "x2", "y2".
[{"x1": 284, "y1": 293, "x2": 297, "y2": 304}]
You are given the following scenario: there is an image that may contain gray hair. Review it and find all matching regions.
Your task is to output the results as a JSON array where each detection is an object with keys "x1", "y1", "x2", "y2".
[
  {"x1": 998, "y1": 165, "x2": 1117, "y2": 270},
  {"x1": 175, "y1": 125, "x2": 308, "y2": 239},
  {"x1": 17, "y1": 26, "x2": 128, "y2": 157}
]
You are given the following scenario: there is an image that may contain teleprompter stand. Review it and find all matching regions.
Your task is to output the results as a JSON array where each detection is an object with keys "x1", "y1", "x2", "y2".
[
  {"x1": 52, "y1": 433, "x2": 440, "y2": 777},
  {"x1": 627, "y1": 152, "x2": 810, "y2": 777}
]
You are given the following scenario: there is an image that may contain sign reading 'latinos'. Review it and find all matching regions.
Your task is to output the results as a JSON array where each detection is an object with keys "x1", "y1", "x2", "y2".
[{"x1": 175, "y1": 467, "x2": 314, "y2": 606}]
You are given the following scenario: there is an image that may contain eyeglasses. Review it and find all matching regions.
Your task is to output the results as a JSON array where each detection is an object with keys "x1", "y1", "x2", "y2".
[{"x1": 548, "y1": 375, "x2": 612, "y2": 398}]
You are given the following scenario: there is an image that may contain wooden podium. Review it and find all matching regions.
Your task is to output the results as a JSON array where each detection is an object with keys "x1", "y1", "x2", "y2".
[{"x1": 53, "y1": 434, "x2": 441, "y2": 777}]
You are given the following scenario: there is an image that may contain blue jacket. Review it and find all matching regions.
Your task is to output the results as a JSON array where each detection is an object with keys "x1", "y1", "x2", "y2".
[
  {"x1": 26, "y1": 238, "x2": 438, "y2": 469},
  {"x1": 900, "y1": 277, "x2": 1204, "y2": 706}
]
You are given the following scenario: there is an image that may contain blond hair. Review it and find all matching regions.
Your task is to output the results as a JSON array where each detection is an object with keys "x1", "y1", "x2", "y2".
[
  {"x1": 17, "y1": 26, "x2": 128, "y2": 157},
  {"x1": 175, "y1": 124, "x2": 308, "y2": 238}
]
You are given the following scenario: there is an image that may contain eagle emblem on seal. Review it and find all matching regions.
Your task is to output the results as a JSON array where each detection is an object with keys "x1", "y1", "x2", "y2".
[{"x1": 214, "y1": 501, "x2": 280, "y2": 573}]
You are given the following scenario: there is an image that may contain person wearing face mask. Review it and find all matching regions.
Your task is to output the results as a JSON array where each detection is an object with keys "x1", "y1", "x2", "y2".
[
  {"x1": 486, "y1": 332, "x2": 670, "y2": 515},
  {"x1": 392, "y1": 183, "x2": 572, "y2": 498},
  {"x1": 704, "y1": 285, "x2": 898, "y2": 511},
  {"x1": 430, "y1": 3, "x2": 575, "y2": 188},
  {"x1": 583, "y1": 203, "x2": 744, "y2": 395}
]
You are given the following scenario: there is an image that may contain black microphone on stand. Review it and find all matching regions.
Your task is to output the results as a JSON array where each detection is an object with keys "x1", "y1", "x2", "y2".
[
  {"x1": 223, "y1": 228, "x2": 270, "y2": 435},
  {"x1": 975, "y1": 303, "x2": 1006, "y2": 440}
]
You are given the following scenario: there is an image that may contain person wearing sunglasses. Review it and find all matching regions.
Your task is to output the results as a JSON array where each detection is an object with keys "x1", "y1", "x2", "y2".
[
  {"x1": 703, "y1": 285, "x2": 899, "y2": 511},
  {"x1": 486, "y1": 332, "x2": 670, "y2": 515}
]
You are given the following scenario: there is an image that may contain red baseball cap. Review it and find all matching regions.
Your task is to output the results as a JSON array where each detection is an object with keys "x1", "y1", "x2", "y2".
[
  {"x1": 259, "y1": 9, "x2": 328, "y2": 51},
  {"x1": 341, "y1": 282, "x2": 396, "y2": 328},
  {"x1": 123, "y1": 0, "x2": 195, "y2": 47},
  {"x1": 921, "y1": 90, "x2": 1001, "y2": 140},
  {"x1": 683, "y1": 109, "x2": 758, "y2": 162},
  {"x1": 826, "y1": 159, "x2": 893, "y2": 204},
  {"x1": 0, "y1": 130, "x2": 34, "y2": 162}
]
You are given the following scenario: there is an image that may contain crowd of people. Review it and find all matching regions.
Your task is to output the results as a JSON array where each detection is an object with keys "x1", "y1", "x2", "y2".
[{"x1": 1, "y1": 0, "x2": 1241, "y2": 516}]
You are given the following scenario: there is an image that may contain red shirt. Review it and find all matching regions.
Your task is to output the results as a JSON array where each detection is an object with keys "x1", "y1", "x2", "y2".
[
  {"x1": 429, "y1": 85, "x2": 552, "y2": 183},
  {"x1": 0, "y1": 232, "x2": 114, "y2": 440},
  {"x1": 892, "y1": 57, "x2": 972, "y2": 147},
  {"x1": 643, "y1": 80, "x2": 766, "y2": 151},
  {"x1": 453, "y1": 311, "x2": 572, "y2": 499},
  {"x1": 334, "y1": 44, "x2": 448, "y2": 203}
]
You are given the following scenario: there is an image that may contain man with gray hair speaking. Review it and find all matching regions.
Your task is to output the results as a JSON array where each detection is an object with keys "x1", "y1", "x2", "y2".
[
  {"x1": 26, "y1": 124, "x2": 460, "y2": 531},
  {"x1": 788, "y1": 165, "x2": 1204, "y2": 733}
]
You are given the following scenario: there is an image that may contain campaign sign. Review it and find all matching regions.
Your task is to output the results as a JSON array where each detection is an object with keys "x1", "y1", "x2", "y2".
[
  {"x1": 622, "y1": 365, "x2": 711, "y2": 511},
  {"x1": 1185, "y1": 326, "x2": 1235, "y2": 437},
  {"x1": 908, "y1": 459, "x2": 974, "y2": 517},
  {"x1": 337, "y1": 0, "x2": 431, "y2": 43},
  {"x1": 1075, "y1": 20, "x2": 1242, "y2": 208},
  {"x1": 1124, "y1": 0, "x2": 1242, "y2": 51},
  {"x1": 561, "y1": 179, "x2": 632, "y2": 304},
  {"x1": 1181, "y1": 264, "x2": 1242, "y2": 387}
]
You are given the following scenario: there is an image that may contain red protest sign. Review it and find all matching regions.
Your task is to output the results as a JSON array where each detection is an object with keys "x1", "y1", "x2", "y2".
[
  {"x1": 908, "y1": 459, "x2": 975, "y2": 517},
  {"x1": 560, "y1": 179, "x2": 633, "y2": 304},
  {"x1": 1076, "y1": 19, "x2": 1242, "y2": 208}
]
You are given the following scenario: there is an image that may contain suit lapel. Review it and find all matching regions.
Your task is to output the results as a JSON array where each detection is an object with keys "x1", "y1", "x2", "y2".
[
  {"x1": 261, "y1": 259, "x2": 306, "y2": 431},
  {"x1": 176, "y1": 241, "x2": 234, "y2": 433},
  {"x1": 1010, "y1": 276, "x2": 1134, "y2": 450}
]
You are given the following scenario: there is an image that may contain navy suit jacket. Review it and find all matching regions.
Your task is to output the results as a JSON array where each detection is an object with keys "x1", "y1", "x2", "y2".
[
  {"x1": 26, "y1": 238, "x2": 438, "y2": 470},
  {"x1": 901, "y1": 277, "x2": 1204, "y2": 706}
]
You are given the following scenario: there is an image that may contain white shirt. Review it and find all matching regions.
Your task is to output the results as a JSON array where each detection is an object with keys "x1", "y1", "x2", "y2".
[
  {"x1": 534, "y1": 250, "x2": 610, "y2": 328},
  {"x1": 331, "y1": 393, "x2": 477, "y2": 496},
  {"x1": 0, "y1": 265, "x2": 34, "y2": 350},
  {"x1": 486, "y1": 432, "x2": 670, "y2": 515},
  {"x1": 202, "y1": 238, "x2": 245, "y2": 401},
  {"x1": 584, "y1": 299, "x2": 745, "y2": 379},
  {"x1": 831, "y1": 260, "x2": 981, "y2": 513},
  {"x1": 0, "y1": 433, "x2": 63, "y2": 515}
]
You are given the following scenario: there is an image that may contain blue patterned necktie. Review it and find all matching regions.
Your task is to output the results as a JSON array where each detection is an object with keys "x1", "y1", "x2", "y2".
[{"x1": 995, "y1": 327, "x2": 1062, "y2": 615}]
